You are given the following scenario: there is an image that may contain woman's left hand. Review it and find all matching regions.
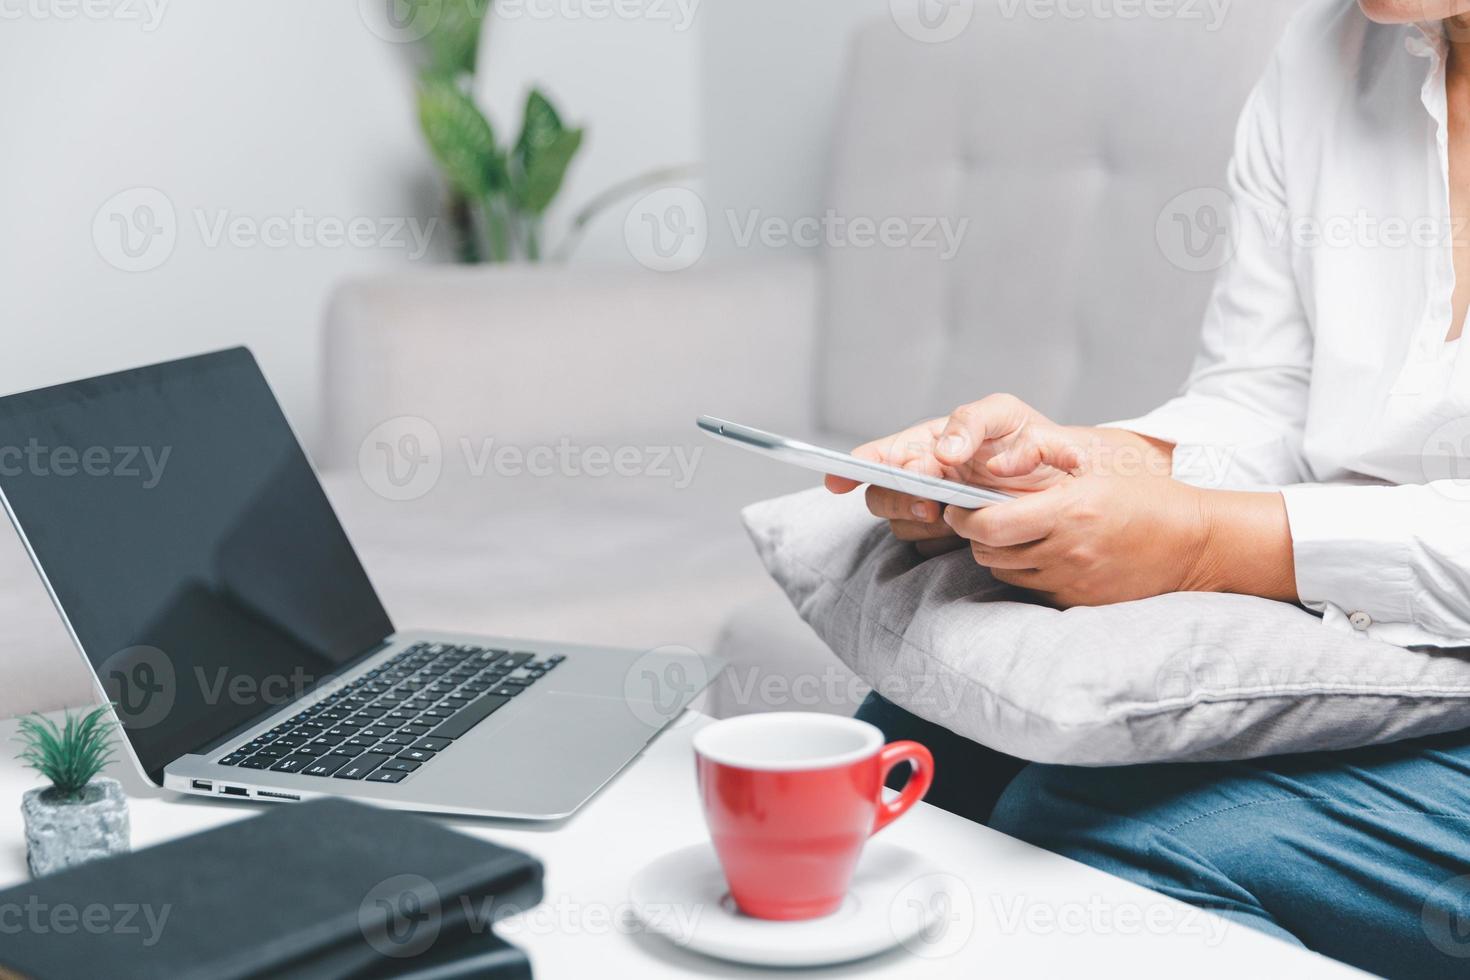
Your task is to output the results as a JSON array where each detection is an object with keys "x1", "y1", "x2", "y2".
[{"x1": 943, "y1": 466, "x2": 1215, "y2": 608}]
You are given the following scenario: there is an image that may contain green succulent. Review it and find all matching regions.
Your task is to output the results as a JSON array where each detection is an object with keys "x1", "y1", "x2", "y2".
[{"x1": 16, "y1": 706, "x2": 117, "y2": 801}]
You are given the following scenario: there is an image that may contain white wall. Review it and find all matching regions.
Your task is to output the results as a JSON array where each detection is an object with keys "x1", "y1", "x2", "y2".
[
  {"x1": 700, "y1": 0, "x2": 889, "y2": 258},
  {"x1": 0, "y1": 1, "x2": 713, "y2": 452},
  {"x1": 0, "y1": 0, "x2": 871, "y2": 448}
]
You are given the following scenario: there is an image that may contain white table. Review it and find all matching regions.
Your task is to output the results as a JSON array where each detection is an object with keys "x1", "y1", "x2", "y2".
[{"x1": 0, "y1": 712, "x2": 1362, "y2": 978}]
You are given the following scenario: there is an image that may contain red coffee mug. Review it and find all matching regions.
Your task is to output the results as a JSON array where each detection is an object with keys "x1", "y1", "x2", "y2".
[{"x1": 693, "y1": 713, "x2": 934, "y2": 921}]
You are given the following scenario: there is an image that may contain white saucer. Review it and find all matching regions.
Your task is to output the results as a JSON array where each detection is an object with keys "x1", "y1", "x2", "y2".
[{"x1": 627, "y1": 842, "x2": 956, "y2": 967}]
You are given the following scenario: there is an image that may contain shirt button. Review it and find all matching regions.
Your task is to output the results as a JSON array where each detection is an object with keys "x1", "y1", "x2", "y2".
[{"x1": 1349, "y1": 611, "x2": 1373, "y2": 631}]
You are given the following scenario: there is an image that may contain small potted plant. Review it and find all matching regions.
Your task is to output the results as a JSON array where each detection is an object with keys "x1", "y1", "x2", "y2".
[{"x1": 17, "y1": 706, "x2": 129, "y2": 877}]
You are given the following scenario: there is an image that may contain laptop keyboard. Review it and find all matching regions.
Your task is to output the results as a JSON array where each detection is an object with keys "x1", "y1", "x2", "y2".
[{"x1": 213, "y1": 642, "x2": 565, "y2": 785}]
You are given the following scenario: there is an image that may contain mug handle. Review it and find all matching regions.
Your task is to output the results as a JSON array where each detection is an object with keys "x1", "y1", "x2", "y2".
[{"x1": 870, "y1": 741, "x2": 935, "y2": 835}]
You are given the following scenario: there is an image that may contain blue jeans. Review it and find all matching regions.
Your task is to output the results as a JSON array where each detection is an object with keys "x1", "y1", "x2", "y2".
[{"x1": 857, "y1": 692, "x2": 1470, "y2": 979}]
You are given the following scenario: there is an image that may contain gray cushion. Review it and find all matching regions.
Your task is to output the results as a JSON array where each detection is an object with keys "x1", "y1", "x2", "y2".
[
  {"x1": 744, "y1": 488, "x2": 1470, "y2": 766},
  {"x1": 820, "y1": 3, "x2": 1307, "y2": 434}
]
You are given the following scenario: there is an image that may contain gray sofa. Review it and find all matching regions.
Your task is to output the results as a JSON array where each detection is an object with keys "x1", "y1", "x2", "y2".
[{"x1": 0, "y1": 4, "x2": 1305, "y2": 719}]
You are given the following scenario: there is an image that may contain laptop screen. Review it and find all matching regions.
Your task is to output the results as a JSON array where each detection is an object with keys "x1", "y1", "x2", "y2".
[{"x1": 0, "y1": 348, "x2": 394, "y2": 783}]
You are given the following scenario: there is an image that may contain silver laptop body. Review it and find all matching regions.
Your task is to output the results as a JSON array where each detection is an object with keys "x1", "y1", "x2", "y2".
[{"x1": 0, "y1": 348, "x2": 718, "y2": 821}]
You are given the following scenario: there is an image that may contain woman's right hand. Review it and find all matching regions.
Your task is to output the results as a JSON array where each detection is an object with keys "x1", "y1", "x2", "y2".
[{"x1": 825, "y1": 394, "x2": 1084, "y2": 555}]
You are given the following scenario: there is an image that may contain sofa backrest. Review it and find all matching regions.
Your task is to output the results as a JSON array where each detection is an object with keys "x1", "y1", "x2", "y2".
[{"x1": 818, "y1": 2, "x2": 1308, "y2": 434}]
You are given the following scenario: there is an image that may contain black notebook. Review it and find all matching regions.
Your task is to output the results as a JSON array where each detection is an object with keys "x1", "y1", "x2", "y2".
[{"x1": 0, "y1": 798, "x2": 543, "y2": 980}]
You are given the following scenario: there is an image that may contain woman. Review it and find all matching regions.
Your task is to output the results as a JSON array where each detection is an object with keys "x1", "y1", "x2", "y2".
[{"x1": 827, "y1": 2, "x2": 1470, "y2": 975}]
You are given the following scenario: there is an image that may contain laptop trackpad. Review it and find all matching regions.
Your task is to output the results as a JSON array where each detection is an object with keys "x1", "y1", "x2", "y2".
[{"x1": 426, "y1": 693, "x2": 667, "y2": 817}]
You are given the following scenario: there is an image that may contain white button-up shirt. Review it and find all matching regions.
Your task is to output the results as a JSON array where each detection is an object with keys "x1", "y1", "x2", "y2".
[{"x1": 1112, "y1": 4, "x2": 1470, "y2": 649}]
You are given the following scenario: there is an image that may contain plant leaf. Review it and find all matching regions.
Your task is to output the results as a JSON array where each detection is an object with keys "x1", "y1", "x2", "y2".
[
  {"x1": 417, "y1": 76, "x2": 505, "y2": 201},
  {"x1": 15, "y1": 705, "x2": 115, "y2": 797},
  {"x1": 512, "y1": 90, "x2": 583, "y2": 215},
  {"x1": 424, "y1": 0, "x2": 491, "y2": 79}
]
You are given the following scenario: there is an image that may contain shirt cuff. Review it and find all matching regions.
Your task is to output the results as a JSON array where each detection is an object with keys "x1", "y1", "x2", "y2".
[
  {"x1": 1279, "y1": 483, "x2": 1418, "y2": 631},
  {"x1": 1103, "y1": 397, "x2": 1277, "y2": 490}
]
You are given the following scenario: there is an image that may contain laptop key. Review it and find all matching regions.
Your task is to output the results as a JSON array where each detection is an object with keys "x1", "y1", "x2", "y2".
[
  {"x1": 381, "y1": 759, "x2": 420, "y2": 772},
  {"x1": 490, "y1": 686, "x2": 522, "y2": 698},
  {"x1": 219, "y1": 752, "x2": 247, "y2": 766},
  {"x1": 366, "y1": 769, "x2": 408, "y2": 784},
  {"x1": 238, "y1": 755, "x2": 274, "y2": 770},
  {"x1": 397, "y1": 748, "x2": 434, "y2": 763},
  {"x1": 413, "y1": 737, "x2": 452, "y2": 753},
  {"x1": 380, "y1": 732, "x2": 415, "y2": 747},
  {"x1": 303, "y1": 754, "x2": 353, "y2": 777},
  {"x1": 332, "y1": 753, "x2": 392, "y2": 780},
  {"x1": 401, "y1": 723, "x2": 434, "y2": 737},
  {"x1": 432, "y1": 694, "x2": 511, "y2": 739},
  {"x1": 270, "y1": 754, "x2": 315, "y2": 773}
]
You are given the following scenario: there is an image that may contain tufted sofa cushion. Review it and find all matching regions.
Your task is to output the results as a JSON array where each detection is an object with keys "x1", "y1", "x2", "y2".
[{"x1": 819, "y1": 2, "x2": 1309, "y2": 434}]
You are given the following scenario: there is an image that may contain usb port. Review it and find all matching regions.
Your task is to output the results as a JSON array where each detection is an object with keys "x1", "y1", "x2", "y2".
[
  {"x1": 221, "y1": 786, "x2": 248, "y2": 797},
  {"x1": 191, "y1": 779, "x2": 213, "y2": 792}
]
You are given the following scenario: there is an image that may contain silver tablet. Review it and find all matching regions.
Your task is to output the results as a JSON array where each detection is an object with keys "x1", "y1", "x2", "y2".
[{"x1": 697, "y1": 416, "x2": 1015, "y2": 510}]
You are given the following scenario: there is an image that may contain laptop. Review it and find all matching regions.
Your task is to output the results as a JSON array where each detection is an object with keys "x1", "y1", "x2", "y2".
[{"x1": 0, "y1": 348, "x2": 718, "y2": 819}]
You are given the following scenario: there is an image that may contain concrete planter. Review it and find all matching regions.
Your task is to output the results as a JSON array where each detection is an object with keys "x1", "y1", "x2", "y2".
[{"x1": 21, "y1": 777, "x2": 130, "y2": 878}]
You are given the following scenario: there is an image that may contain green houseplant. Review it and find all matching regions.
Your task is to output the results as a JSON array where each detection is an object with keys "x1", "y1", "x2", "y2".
[
  {"x1": 17, "y1": 706, "x2": 129, "y2": 877},
  {"x1": 413, "y1": 0, "x2": 694, "y2": 263}
]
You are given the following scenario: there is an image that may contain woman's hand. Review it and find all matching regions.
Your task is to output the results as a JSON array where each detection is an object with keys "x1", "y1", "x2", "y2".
[
  {"x1": 944, "y1": 451, "x2": 1299, "y2": 608},
  {"x1": 824, "y1": 395, "x2": 1081, "y2": 554},
  {"x1": 825, "y1": 394, "x2": 1172, "y2": 557}
]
